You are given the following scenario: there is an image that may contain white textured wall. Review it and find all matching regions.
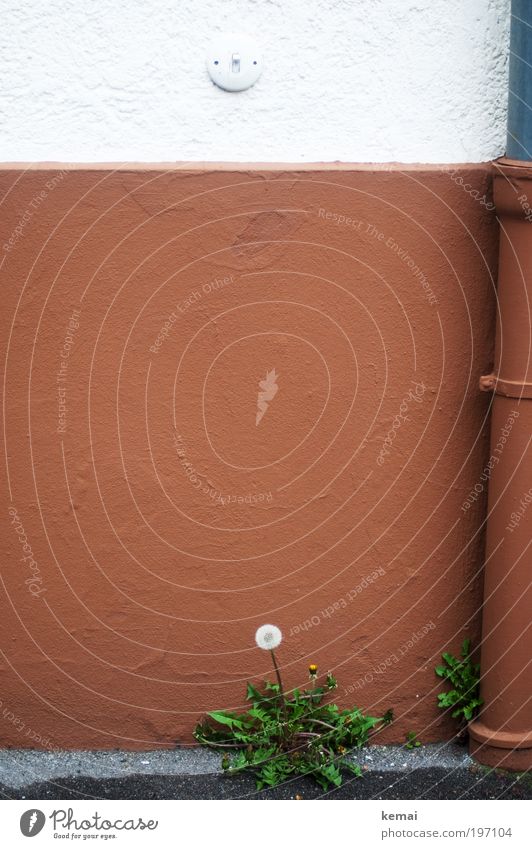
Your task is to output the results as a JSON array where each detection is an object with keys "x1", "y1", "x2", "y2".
[{"x1": 0, "y1": 0, "x2": 509, "y2": 163}]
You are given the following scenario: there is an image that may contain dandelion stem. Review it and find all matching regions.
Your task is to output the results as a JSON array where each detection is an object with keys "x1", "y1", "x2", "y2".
[
  {"x1": 270, "y1": 649, "x2": 289, "y2": 731},
  {"x1": 306, "y1": 718, "x2": 336, "y2": 732}
]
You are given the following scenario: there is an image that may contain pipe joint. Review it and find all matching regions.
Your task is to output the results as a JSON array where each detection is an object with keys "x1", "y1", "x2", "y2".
[{"x1": 480, "y1": 373, "x2": 532, "y2": 399}]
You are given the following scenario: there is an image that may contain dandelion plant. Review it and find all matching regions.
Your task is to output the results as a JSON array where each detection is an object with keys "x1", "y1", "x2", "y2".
[{"x1": 194, "y1": 625, "x2": 393, "y2": 791}]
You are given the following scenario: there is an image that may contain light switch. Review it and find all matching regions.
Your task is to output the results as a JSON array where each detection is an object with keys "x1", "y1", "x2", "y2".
[{"x1": 206, "y1": 33, "x2": 262, "y2": 92}]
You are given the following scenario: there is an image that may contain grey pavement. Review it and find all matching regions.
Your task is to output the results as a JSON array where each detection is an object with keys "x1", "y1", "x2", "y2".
[{"x1": 0, "y1": 743, "x2": 529, "y2": 800}]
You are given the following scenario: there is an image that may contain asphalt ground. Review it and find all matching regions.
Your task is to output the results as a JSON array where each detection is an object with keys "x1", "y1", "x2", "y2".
[{"x1": 0, "y1": 743, "x2": 529, "y2": 800}]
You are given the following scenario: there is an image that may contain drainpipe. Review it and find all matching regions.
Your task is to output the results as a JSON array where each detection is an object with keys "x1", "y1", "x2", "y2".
[{"x1": 469, "y1": 0, "x2": 532, "y2": 771}]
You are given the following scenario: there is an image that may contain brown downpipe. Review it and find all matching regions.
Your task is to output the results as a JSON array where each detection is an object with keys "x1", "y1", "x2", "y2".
[{"x1": 469, "y1": 158, "x2": 532, "y2": 770}]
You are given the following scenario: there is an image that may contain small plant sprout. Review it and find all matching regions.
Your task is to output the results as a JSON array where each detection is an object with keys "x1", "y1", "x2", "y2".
[
  {"x1": 194, "y1": 625, "x2": 393, "y2": 791},
  {"x1": 435, "y1": 638, "x2": 483, "y2": 736},
  {"x1": 405, "y1": 731, "x2": 421, "y2": 749}
]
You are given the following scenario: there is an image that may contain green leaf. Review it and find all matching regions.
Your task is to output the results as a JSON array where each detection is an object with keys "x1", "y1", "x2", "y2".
[
  {"x1": 343, "y1": 761, "x2": 362, "y2": 777},
  {"x1": 315, "y1": 762, "x2": 342, "y2": 788},
  {"x1": 246, "y1": 682, "x2": 263, "y2": 702},
  {"x1": 248, "y1": 707, "x2": 268, "y2": 721},
  {"x1": 229, "y1": 751, "x2": 249, "y2": 770},
  {"x1": 207, "y1": 710, "x2": 245, "y2": 729}
]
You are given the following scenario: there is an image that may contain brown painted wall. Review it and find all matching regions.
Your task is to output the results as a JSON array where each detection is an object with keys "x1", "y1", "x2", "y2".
[{"x1": 0, "y1": 164, "x2": 497, "y2": 749}]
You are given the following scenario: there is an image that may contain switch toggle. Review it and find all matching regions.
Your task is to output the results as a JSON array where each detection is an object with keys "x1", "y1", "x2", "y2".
[{"x1": 206, "y1": 33, "x2": 262, "y2": 92}]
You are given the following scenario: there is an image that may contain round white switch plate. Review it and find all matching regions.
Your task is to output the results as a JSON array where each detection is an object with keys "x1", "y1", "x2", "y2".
[{"x1": 206, "y1": 32, "x2": 262, "y2": 92}]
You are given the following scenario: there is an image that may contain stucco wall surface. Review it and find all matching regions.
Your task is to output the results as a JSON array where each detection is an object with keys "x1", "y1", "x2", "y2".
[
  {"x1": 0, "y1": 163, "x2": 497, "y2": 747},
  {"x1": 0, "y1": 0, "x2": 509, "y2": 163}
]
